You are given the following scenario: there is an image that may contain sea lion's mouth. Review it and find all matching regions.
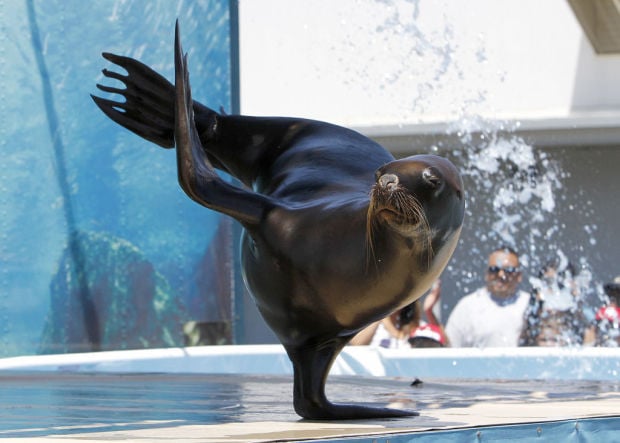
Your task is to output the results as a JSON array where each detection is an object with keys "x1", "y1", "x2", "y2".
[
  {"x1": 376, "y1": 207, "x2": 418, "y2": 226},
  {"x1": 369, "y1": 184, "x2": 425, "y2": 229}
]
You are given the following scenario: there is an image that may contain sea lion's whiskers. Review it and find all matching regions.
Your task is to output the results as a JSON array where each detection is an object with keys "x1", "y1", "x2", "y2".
[
  {"x1": 365, "y1": 187, "x2": 380, "y2": 272},
  {"x1": 396, "y1": 192, "x2": 434, "y2": 268},
  {"x1": 365, "y1": 186, "x2": 435, "y2": 271}
]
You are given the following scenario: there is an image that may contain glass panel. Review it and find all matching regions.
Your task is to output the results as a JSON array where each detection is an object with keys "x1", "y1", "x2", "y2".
[{"x1": 0, "y1": 0, "x2": 236, "y2": 356}]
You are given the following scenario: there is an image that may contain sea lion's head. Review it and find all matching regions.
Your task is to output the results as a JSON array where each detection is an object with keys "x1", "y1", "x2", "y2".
[{"x1": 367, "y1": 154, "x2": 465, "y2": 255}]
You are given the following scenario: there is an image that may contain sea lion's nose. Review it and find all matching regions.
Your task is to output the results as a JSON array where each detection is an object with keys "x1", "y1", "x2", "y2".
[
  {"x1": 422, "y1": 167, "x2": 441, "y2": 188},
  {"x1": 378, "y1": 173, "x2": 399, "y2": 190}
]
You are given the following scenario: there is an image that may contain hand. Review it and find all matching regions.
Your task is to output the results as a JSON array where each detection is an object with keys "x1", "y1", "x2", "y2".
[{"x1": 423, "y1": 280, "x2": 441, "y2": 312}]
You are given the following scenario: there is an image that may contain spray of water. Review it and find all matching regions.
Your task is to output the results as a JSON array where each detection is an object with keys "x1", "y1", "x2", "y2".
[{"x1": 368, "y1": 0, "x2": 609, "y2": 345}]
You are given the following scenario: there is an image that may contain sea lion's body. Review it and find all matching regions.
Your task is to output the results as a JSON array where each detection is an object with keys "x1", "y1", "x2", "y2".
[{"x1": 92, "y1": 23, "x2": 465, "y2": 420}]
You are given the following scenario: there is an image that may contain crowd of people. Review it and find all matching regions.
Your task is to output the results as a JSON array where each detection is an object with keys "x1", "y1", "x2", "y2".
[
  {"x1": 350, "y1": 280, "x2": 448, "y2": 348},
  {"x1": 351, "y1": 246, "x2": 620, "y2": 349}
]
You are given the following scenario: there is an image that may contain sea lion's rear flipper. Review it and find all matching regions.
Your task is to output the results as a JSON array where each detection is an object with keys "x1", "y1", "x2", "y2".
[
  {"x1": 174, "y1": 22, "x2": 274, "y2": 227},
  {"x1": 287, "y1": 339, "x2": 419, "y2": 420}
]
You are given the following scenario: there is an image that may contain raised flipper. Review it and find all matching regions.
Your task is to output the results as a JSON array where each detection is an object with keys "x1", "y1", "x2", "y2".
[
  {"x1": 91, "y1": 52, "x2": 177, "y2": 148},
  {"x1": 286, "y1": 338, "x2": 419, "y2": 420},
  {"x1": 92, "y1": 47, "x2": 219, "y2": 150},
  {"x1": 173, "y1": 22, "x2": 275, "y2": 227}
]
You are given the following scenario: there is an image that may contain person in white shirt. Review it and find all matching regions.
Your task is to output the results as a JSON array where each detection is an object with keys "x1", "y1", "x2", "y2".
[
  {"x1": 445, "y1": 246, "x2": 530, "y2": 347},
  {"x1": 349, "y1": 301, "x2": 419, "y2": 349}
]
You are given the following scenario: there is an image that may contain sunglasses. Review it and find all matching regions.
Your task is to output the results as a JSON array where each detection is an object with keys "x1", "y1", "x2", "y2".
[{"x1": 487, "y1": 266, "x2": 520, "y2": 275}]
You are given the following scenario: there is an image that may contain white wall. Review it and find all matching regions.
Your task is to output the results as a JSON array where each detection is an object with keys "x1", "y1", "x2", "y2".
[
  {"x1": 238, "y1": 0, "x2": 620, "y2": 128},
  {"x1": 235, "y1": 0, "x2": 620, "y2": 344}
]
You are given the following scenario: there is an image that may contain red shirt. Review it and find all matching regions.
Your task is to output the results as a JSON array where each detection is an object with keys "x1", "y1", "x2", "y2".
[{"x1": 595, "y1": 306, "x2": 620, "y2": 322}]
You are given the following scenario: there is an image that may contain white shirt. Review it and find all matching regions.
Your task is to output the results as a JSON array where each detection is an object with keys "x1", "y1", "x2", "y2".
[
  {"x1": 369, "y1": 323, "x2": 411, "y2": 349},
  {"x1": 446, "y1": 287, "x2": 530, "y2": 347}
]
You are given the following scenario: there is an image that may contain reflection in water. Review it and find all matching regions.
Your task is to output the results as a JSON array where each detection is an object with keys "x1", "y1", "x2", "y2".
[{"x1": 2, "y1": 373, "x2": 618, "y2": 436}]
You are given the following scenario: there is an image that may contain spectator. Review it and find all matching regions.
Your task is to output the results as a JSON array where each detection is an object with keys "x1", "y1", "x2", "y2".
[
  {"x1": 445, "y1": 246, "x2": 529, "y2": 347},
  {"x1": 409, "y1": 323, "x2": 447, "y2": 348},
  {"x1": 409, "y1": 280, "x2": 448, "y2": 347},
  {"x1": 591, "y1": 276, "x2": 620, "y2": 347},
  {"x1": 349, "y1": 301, "x2": 420, "y2": 348},
  {"x1": 350, "y1": 281, "x2": 447, "y2": 348},
  {"x1": 519, "y1": 258, "x2": 588, "y2": 347}
]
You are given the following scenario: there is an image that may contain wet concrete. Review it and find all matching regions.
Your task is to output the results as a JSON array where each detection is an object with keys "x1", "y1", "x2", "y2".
[{"x1": 1, "y1": 372, "x2": 619, "y2": 441}]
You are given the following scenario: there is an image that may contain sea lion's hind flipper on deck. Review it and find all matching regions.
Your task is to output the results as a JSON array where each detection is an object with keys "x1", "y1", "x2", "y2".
[
  {"x1": 174, "y1": 22, "x2": 275, "y2": 227},
  {"x1": 286, "y1": 338, "x2": 419, "y2": 420}
]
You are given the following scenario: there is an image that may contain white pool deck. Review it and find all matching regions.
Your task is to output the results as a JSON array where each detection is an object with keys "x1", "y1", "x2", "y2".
[{"x1": 1, "y1": 345, "x2": 619, "y2": 442}]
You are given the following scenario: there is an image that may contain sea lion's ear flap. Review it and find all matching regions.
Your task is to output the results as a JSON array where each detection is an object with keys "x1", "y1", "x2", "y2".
[{"x1": 174, "y1": 21, "x2": 275, "y2": 227}]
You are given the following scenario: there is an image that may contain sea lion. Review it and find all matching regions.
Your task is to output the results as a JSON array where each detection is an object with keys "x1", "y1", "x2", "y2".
[{"x1": 91, "y1": 22, "x2": 465, "y2": 420}]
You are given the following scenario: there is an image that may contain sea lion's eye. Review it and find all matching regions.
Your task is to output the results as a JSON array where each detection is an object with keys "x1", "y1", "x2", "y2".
[{"x1": 422, "y1": 168, "x2": 441, "y2": 188}]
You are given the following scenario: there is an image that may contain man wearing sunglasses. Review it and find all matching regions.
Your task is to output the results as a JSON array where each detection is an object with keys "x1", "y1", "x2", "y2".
[{"x1": 445, "y1": 246, "x2": 530, "y2": 347}]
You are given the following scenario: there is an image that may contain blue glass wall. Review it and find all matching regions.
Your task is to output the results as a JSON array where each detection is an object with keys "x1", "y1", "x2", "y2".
[{"x1": 0, "y1": 0, "x2": 237, "y2": 356}]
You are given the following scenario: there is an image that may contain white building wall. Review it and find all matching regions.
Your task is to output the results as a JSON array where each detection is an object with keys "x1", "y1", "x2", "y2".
[
  {"x1": 238, "y1": 0, "x2": 620, "y2": 127},
  {"x1": 236, "y1": 0, "x2": 620, "y2": 343}
]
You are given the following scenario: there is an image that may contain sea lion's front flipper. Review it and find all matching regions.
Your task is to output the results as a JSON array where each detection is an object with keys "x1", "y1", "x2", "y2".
[
  {"x1": 91, "y1": 53, "x2": 177, "y2": 148},
  {"x1": 92, "y1": 49, "x2": 219, "y2": 152},
  {"x1": 174, "y1": 22, "x2": 274, "y2": 227},
  {"x1": 286, "y1": 339, "x2": 419, "y2": 420}
]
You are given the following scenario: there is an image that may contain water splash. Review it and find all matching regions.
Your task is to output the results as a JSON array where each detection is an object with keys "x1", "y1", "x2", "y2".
[
  {"x1": 448, "y1": 116, "x2": 564, "y2": 259},
  {"x1": 368, "y1": 0, "x2": 608, "y2": 341}
]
